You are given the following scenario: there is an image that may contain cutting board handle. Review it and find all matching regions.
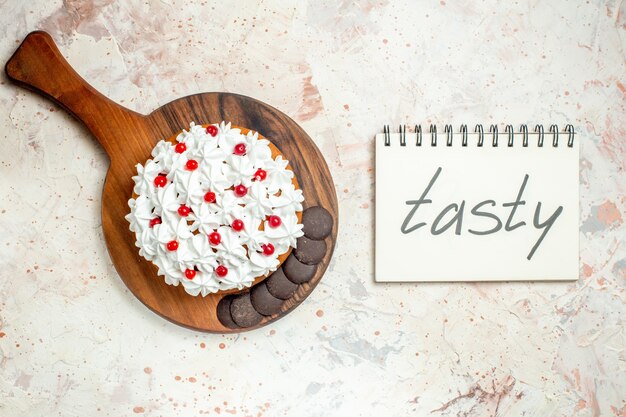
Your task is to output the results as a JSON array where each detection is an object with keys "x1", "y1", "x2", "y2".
[{"x1": 5, "y1": 31, "x2": 146, "y2": 157}]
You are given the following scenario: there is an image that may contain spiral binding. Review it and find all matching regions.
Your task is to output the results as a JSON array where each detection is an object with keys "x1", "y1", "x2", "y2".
[{"x1": 383, "y1": 124, "x2": 575, "y2": 147}]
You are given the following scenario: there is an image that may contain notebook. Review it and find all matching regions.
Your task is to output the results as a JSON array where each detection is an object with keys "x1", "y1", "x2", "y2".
[{"x1": 375, "y1": 124, "x2": 579, "y2": 282}]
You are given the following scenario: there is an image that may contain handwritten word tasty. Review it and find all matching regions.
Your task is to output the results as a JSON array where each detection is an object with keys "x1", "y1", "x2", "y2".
[{"x1": 400, "y1": 167, "x2": 563, "y2": 260}]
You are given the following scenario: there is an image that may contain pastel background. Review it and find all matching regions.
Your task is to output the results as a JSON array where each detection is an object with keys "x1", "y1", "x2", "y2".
[{"x1": 1, "y1": 1, "x2": 624, "y2": 416}]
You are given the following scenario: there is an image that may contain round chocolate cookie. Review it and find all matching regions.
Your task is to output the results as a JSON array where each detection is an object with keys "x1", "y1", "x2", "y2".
[
  {"x1": 250, "y1": 282, "x2": 284, "y2": 316},
  {"x1": 283, "y1": 254, "x2": 317, "y2": 284},
  {"x1": 230, "y1": 292, "x2": 263, "y2": 328},
  {"x1": 302, "y1": 206, "x2": 333, "y2": 240},
  {"x1": 294, "y1": 236, "x2": 327, "y2": 265},
  {"x1": 216, "y1": 295, "x2": 239, "y2": 329},
  {"x1": 266, "y1": 267, "x2": 299, "y2": 300}
]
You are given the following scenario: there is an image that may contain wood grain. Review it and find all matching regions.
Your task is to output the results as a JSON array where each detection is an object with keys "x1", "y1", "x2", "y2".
[{"x1": 5, "y1": 31, "x2": 338, "y2": 332}]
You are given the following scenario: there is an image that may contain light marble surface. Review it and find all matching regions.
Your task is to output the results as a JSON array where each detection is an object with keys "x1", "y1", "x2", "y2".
[{"x1": 1, "y1": 1, "x2": 625, "y2": 416}]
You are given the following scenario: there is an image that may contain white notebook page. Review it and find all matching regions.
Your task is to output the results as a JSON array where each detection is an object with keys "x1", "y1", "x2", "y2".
[{"x1": 375, "y1": 131, "x2": 579, "y2": 281}]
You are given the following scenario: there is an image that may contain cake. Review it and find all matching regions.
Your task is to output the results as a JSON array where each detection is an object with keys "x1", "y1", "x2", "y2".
[{"x1": 125, "y1": 122, "x2": 305, "y2": 297}]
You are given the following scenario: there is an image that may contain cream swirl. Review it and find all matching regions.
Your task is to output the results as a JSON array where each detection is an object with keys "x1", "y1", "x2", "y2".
[
  {"x1": 126, "y1": 121, "x2": 304, "y2": 297},
  {"x1": 264, "y1": 155, "x2": 294, "y2": 193},
  {"x1": 131, "y1": 159, "x2": 161, "y2": 195},
  {"x1": 182, "y1": 270, "x2": 221, "y2": 296},
  {"x1": 217, "y1": 262, "x2": 255, "y2": 290},
  {"x1": 223, "y1": 155, "x2": 255, "y2": 185},
  {"x1": 270, "y1": 183, "x2": 305, "y2": 214},
  {"x1": 249, "y1": 249, "x2": 280, "y2": 277},
  {"x1": 264, "y1": 212, "x2": 304, "y2": 253}
]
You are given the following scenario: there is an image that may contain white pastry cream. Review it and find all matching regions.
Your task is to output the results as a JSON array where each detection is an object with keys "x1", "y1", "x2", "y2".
[{"x1": 126, "y1": 122, "x2": 304, "y2": 297}]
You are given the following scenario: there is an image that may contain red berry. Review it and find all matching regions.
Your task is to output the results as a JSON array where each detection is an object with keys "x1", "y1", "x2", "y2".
[
  {"x1": 175, "y1": 142, "x2": 187, "y2": 153},
  {"x1": 154, "y1": 174, "x2": 167, "y2": 187},
  {"x1": 149, "y1": 217, "x2": 161, "y2": 228},
  {"x1": 234, "y1": 184, "x2": 248, "y2": 197},
  {"x1": 232, "y1": 219, "x2": 244, "y2": 232},
  {"x1": 166, "y1": 240, "x2": 179, "y2": 251},
  {"x1": 254, "y1": 168, "x2": 267, "y2": 181},
  {"x1": 178, "y1": 205, "x2": 191, "y2": 217},
  {"x1": 186, "y1": 159, "x2": 198, "y2": 170},
  {"x1": 268, "y1": 215, "x2": 281, "y2": 228},
  {"x1": 215, "y1": 265, "x2": 228, "y2": 277},
  {"x1": 206, "y1": 125, "x2": 218, "y2": 137},
  {"x1": 262, "y1": 243, "x2": 275, "y2": 256},
  {"x1": 208, "y1": 232, "x2": 221, "y2": 246},
  {"x1": 185, "y1": 268, "x2": 196, "y2": 280},
  {"x1": 233, "y1": 143, "x2": 246, "y2": 155},
  {"x1": 204, "y1": 191, "x2": 216, "y2": 203}
]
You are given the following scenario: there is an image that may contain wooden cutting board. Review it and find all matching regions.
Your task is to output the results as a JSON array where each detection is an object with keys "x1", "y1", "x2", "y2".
[{"x1": 5, "y1": 31, "x2": 338, "y2": 332}]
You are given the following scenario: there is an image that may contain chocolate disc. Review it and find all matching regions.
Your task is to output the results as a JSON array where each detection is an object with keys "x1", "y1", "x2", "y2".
[
  {"x1": 266, "y1": 267, "x2": 299, "y2": 300},
  {"x1": 216, "y1": 295, "x2": 239, "y2": 329},
  {"x1": 283, "y1": 254, "x2": 317, "y2": 284},
  {"x1": 250, "y1": 283, "x2": 285, "y2": 316},
  {"x1": 302, "y1": 206, "x2": 333, "y2": 240},
  {"x1": 294, "y1": 236, "x2": 326, "y2": 265},
  {"x1": 230, "y1": 292, "x2": 263, "y2": 328}
]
